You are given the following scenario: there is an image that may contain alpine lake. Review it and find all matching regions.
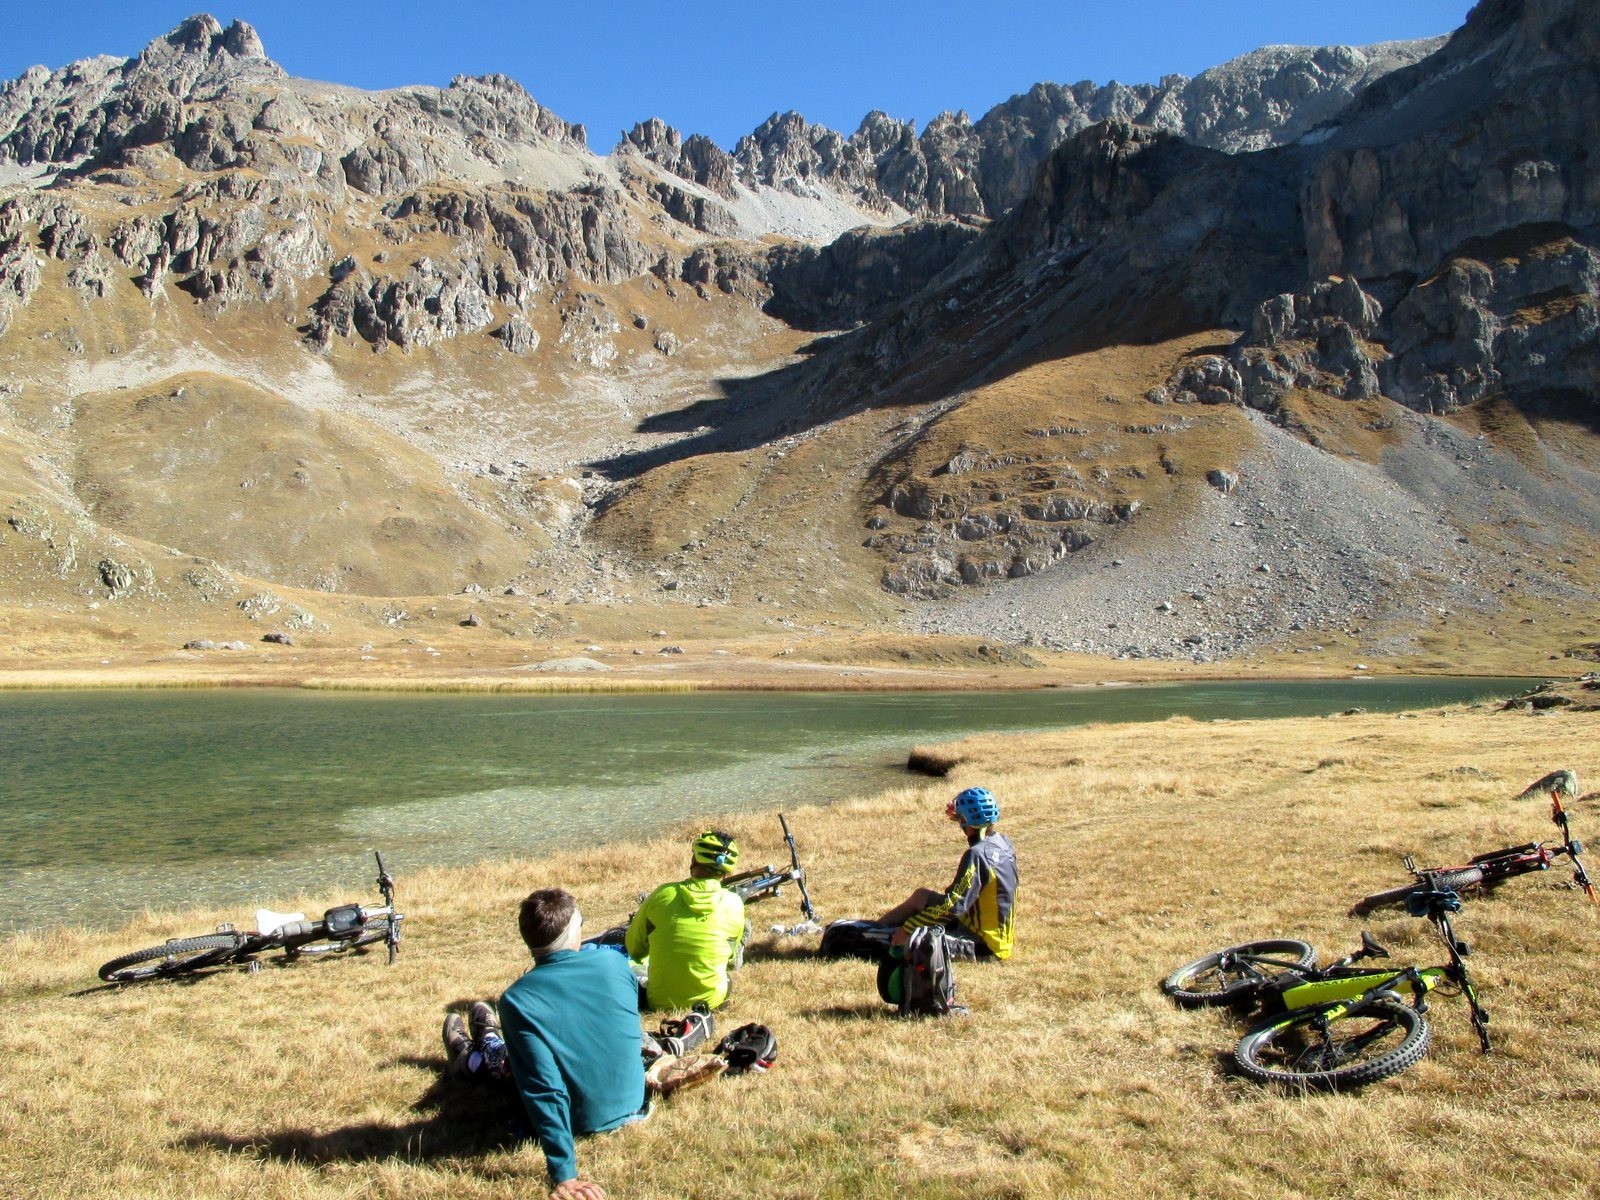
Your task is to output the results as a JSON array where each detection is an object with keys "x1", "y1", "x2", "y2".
[{"x1": 0, "y1": 677, "x2": 1532, "y2": 932}]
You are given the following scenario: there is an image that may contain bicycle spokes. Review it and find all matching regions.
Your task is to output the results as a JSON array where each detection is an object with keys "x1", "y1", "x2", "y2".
[{"x1": 1279, "y1": 1012, "x2": 1410, "y2": 1075}]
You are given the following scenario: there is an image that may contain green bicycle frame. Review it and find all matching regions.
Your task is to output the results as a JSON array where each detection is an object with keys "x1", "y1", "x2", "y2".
[{"x1": 1278, "y1": 965, "x2": 1448, "y2": 1012}]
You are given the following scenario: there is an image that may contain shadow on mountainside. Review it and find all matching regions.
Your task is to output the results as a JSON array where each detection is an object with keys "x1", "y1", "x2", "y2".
[
  {"x1": 588, "y1": 332, "x2": 879, "y2": 481},
  {"x1": 178, "y1": 1057, "x2": 525, "y2": 1164},
  {"x1": 588, "y1": 282, "x2": 1236, "y2": 484},
  {"x1": 590, "y1": 131, "x2": 1305, "y2": 484}
]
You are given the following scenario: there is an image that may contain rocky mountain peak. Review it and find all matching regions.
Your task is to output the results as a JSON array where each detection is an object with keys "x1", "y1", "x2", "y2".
[
  {"x1": 851, "y1": 110, "x2": 916, "y2": 155},
  {"x1": 149, "y1": 15, "x2": 268, "y2": 62},
  {"x1": 925, "y1": 110, "x2": 975, "y2": 133},
  {"x1": 619, "y1": 115, "x2": 681, "y2": 157},
  {"x1": 616, "y1": 116, "x2": 736, "y2": 198},
  {"x1": 131, "y1": 14, "x2": 281, "y2": 93},
  {"x1": 427, "y1": 72, "x2": 587, "y2": 149},
  {"x1": 732, "y1": 110, "x2": 881, "y2": 203}
]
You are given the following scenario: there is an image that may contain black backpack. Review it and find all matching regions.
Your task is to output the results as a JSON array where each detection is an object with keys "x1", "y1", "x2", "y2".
[
  {"x1": 877, "y1": 926, "x2": 961, "y2": 1017},
  {"x1": 715, "y1": 1023, "x2": 777, "y2": 1074},
  {"x1": 818, "y1": 918, "x2": 896, "y2": 962}
]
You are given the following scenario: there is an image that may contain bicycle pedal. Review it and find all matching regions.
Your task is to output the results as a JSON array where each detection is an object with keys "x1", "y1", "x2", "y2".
[
  {"x1": 246, "y1": 959, "x2": 263, "y2": 974},
  {"x1": 215, "y1": 923, "x2": 236, "y2": 933}
]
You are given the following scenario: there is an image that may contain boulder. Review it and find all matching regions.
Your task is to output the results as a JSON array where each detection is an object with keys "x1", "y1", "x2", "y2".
[{"x1": 497, "y1": 316, "x2": 540, "y2": 355}]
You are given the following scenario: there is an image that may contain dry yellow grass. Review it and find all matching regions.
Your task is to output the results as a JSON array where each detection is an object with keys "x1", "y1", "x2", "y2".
[{"x1": 4, "y1": 702, "x2": 1599, "y2": 1198}]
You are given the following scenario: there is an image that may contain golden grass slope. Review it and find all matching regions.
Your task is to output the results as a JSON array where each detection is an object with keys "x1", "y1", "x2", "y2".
[
  {"x1": 3, "y1": 701, "x2": 1599, "y2": 1198},
  {"x1": 61, "y1": 370, "x2": 526, "y2": 595}
]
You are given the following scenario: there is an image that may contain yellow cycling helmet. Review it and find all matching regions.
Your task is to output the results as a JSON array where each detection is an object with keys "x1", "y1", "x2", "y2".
[{"x1": 691, "y1": 829, "x2": 740, "y2": 874}]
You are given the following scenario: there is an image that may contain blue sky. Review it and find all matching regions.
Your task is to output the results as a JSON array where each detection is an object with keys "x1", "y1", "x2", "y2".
[{"x1": 2, "y1": 2, "x2": 1477, "y2": 150}]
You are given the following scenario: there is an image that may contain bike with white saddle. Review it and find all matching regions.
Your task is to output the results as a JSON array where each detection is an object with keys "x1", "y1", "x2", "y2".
[{"x1": 98, "y1": 852, "x2": 403, "y2": 982}]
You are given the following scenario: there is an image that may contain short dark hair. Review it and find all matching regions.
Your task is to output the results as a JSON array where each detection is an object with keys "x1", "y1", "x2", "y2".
[{"x1": 519, "y1": 888, "x2": 577, "y2": 953}]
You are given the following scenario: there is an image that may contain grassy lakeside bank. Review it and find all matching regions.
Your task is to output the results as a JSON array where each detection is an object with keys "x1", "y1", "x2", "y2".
[{"x1": 3, "y1": 703, "x2": 1599, "y2": 1199}]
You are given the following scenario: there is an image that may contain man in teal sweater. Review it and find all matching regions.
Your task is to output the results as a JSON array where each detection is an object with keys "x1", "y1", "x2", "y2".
[{"x1": 499, "y1": 888, "x2": 648, "y2": 1200}]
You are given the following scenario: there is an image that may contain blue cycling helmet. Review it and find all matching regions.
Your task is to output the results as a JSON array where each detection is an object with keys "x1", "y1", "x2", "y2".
[{"x1": 949, "y1": 786, "x2": 1000, "y2": 827}]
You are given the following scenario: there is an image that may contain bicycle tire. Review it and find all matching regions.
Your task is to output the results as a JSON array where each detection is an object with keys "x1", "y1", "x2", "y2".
[
  {"x1": 1234, "y1": 999, "x2": 1430, "y2": 1090},
  {"x1": 1162, "y1": 939, "x2": 1317, "y2": 1007},
  {"x1": 1349, "y1": 866, "x2": 1486, "y2": 916},
  {"x1": 1428, "y1": 866, "x2": 1486, "y2": 891},
  {"x1": 99, "y1": 933, "x2": 248, "y2": 982}
]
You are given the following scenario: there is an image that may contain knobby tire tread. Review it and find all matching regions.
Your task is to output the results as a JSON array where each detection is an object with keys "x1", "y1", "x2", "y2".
[
  {"x1": 1233, "y1": 999, "x2": 1431, "y2": 1090},
  {"x1": 98, "y1": 933, "x2": 246, "y2": 982},
  {"x1": 1161, "y1": 939, "x2": 1317, "y2": 1007},
  {"x1": 1351, "y1": 866, "x2": 1486, "y2": 915},
  {"x1": 1429, "y1": 866, "x2": 1486, "y2": 891}
]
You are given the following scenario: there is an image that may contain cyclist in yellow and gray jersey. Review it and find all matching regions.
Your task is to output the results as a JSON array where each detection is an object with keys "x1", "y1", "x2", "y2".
[{"x1": 880, "y1": 787, "x2": 1017, "y2": 960}]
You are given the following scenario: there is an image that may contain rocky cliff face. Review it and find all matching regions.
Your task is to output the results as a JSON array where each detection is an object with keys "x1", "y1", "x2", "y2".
[
  {"x1": 1147, "y1": 0, "x2": 1600, "y2": 422},
  {"x1": 782, "y1": 0, "x2": 1599, "y2": 606},
  {"x1": 0, "y1": 13, "x2": 1450, "y2": 365}
]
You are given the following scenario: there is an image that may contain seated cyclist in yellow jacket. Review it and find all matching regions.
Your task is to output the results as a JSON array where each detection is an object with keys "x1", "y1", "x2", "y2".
[
  {"x1": 625, "y1": 830, "x2": 748, "y2": 1011},
  {"x1": 879, "y1": 786, "x2": 1017, "y2": 960}
]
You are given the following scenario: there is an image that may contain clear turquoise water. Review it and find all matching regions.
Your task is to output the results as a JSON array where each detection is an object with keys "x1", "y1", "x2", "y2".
[{"x1": 0, "y1": 678, "x2": 1528, "y2": 931}]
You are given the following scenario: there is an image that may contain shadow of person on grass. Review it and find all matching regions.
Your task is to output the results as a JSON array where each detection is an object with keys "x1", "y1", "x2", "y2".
[
  {"x1": 740, "y1": 938, "x2": 829, "y2": 964},
  {"x1": 798, "y1": 1005, "x2": 891, "y2": 1021},
  {"x1": 178, "y1": 1055, "x2": 527, "y2": 1164}
]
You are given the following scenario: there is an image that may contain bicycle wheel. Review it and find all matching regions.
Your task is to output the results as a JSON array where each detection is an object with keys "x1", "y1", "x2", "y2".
[
  {"x1": 1349, "y1": 866, "x2": 1485, "y2": 916},
  {"x1": 1162, "y1": 939, "x2": 1317, "y2": 1007},
  {"x1": 1234, "y1": 999, "x2": 1430, "y2": 1090},
  {"x1": 99, "y1": 933, "x2": 247, "y2": 982}
]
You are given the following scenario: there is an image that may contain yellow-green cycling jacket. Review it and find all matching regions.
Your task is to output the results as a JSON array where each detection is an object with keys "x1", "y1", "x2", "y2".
[
  {"x1": 624, "y1": 876, "x2": 746, "y2": 1010},
  {"x1": 902, "y1": 830, "x2": 1017, "y2": 959}
]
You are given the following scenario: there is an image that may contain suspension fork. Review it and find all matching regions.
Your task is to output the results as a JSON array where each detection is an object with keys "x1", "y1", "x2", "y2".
[
  {"x1": 1551, "y1": 791, "x2": 1599, "y2": 905},
  {"x1": 1434, "y1": 910, "x2": 1492, "y2": 1052}
]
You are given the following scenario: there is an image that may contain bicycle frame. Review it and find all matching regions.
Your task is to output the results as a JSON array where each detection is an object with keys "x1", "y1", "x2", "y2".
[
  {"x1": 243, "y1": 852, "x2": 401, "y2": 957},
  {"x1": 1278, "y1": 964, "x2": 1449, "y2": 1011},
  {"x1": 723, "y1": 813, "x2": 818, "y2": 924},
  {"x1": 1262, "y1": 901, "x2": 1491, "y2": 1054}
]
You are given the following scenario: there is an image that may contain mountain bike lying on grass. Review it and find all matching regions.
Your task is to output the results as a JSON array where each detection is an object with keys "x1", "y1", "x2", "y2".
[
  {"x1": 98, "y1": 852, "x2": 403, "y2": 983},
  {"x1": 1162, "y1": 887, "x2": 1491, "y2": 1090},
  {"x1": 1349, "y1": 786, "x2": 1597, "y2": 916}
]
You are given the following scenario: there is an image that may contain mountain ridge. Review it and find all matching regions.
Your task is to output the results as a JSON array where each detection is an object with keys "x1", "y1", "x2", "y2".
[{"x1": 0, "y1": 1, "x2": 1596, "y2": 676}]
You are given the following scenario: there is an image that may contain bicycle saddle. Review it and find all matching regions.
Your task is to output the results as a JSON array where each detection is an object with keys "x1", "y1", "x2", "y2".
[
  {"x1": 255, "y1": 908, "x2": 307, "y2": 936},
  {"x1": 1360, "y1": 931, "x2": 1390, "y2": 958}
]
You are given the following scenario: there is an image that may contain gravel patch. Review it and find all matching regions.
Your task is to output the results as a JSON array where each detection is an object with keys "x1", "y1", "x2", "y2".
[{"x1": 906, "y1": 411, "x2": 1560, "y2": 661}]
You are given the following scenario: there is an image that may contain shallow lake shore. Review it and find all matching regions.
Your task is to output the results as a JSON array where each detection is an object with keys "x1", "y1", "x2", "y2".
[{"x1": 0, "y1": 677, "x2": 1537, "y2": 932}]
